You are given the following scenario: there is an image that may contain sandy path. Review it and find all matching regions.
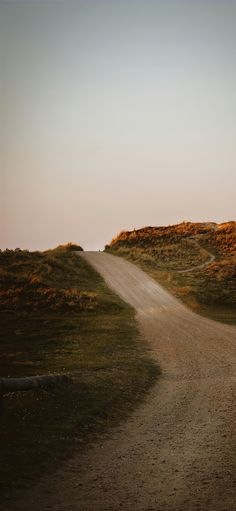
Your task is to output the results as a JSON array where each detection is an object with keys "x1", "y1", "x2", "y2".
[
  {"x1": 175, "y1": 252, "x2": 215, "y2": 273},
  {"x1": 174, "y1": 238, "x2": 215, "y2": 273},
  {"x1": 7, "y1": 251, "x2": 236, "y2": 511}
]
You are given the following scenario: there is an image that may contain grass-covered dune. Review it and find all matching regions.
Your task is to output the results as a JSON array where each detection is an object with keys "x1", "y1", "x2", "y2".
[
  {"x1": 105, "y1": 221, "x2": 236, "y2": 324},
  {"x1": 0, "y1": 244, "x2": 159, "y2": 497}
]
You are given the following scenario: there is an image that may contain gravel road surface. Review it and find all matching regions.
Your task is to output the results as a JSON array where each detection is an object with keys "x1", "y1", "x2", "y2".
[{"x1": 7, "y1": 252, "x2": 236, "y2": 511}]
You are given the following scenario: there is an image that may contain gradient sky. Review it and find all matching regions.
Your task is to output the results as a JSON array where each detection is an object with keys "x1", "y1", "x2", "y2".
[{"x1": 1, "y1": 0, "x2": 236, "y2": 250}]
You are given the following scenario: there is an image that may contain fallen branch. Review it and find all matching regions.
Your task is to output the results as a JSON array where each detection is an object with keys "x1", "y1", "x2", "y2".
[{"x1": 0, "y1": 374, "x2": 71, "y2": 393}]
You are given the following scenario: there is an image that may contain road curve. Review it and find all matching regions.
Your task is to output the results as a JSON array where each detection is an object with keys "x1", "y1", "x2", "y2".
[
  {"x1": 175, "y1": 253, "x2": 215, "y2": 273},
  {"x1": 9, "y1": 252, "x2": 236, "y2": 511},
  {"x1": 174, "y1": 239, "x2": 215, "y2": 273}
]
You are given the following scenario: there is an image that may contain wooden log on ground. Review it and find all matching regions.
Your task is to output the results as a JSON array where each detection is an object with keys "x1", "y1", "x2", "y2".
[{"x1": 0, "y1": 374, "x2": 71, "y2": 393}]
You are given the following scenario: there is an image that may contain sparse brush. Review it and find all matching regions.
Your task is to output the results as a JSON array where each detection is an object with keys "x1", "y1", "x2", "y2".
[
  {"x1": 106, "y1": 221, "x2": 236, "y2": 323},
  {"x1": 0, "y1": 243, "x2": 159, "y2": 497},
  {"x1": 0, "y1": 247, "x2": 100, "y2": 313}
]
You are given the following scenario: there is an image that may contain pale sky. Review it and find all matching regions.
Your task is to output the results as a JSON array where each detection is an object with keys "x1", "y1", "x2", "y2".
[{"x1": 1, "y1": 0, "x2": 236, "y2": 250}]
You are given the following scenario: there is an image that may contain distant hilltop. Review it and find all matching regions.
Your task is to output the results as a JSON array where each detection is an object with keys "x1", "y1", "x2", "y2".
[
  {"x1": 106, "y1": 221, "x2": 236, "y2": 249},
  {"x1": 105, "y1": 220, "x2": 236, "y2": 321}
]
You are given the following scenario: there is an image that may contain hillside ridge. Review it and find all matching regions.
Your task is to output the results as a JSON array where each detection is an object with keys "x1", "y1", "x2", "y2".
[{"x1": 105, "y1": 220, "x2": 236, "y2": 323}]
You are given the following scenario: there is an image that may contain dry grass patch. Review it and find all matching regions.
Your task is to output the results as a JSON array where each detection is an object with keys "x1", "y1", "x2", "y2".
[
  {"x1": 106, "y1": 222, "x2": 236, "y2": 324},
  {"x1": 0, "y1": 245, "x2": 159, "y2": 500}
]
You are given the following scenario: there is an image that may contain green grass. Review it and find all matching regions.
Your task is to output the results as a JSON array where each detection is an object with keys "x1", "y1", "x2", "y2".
[{"x1": 0, "y1": 246, "x2": 159, "y2": 498}]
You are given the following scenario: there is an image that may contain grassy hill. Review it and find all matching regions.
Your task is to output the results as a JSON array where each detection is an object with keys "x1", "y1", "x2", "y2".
[
  {"x1": 105, "y1": 221, "x2": 236, "y2": 324},
  {"x1": 0, "y1": 244, "x2": 159, "y2": 498}
]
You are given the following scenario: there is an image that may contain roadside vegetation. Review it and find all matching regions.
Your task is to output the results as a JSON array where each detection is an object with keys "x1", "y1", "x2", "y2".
[
  {"x1": 0, "y1": 245, "x2": 159, "y2": 498},
  {"x1": 105, "y1": 221, "x2": 236, "y2": 324}
]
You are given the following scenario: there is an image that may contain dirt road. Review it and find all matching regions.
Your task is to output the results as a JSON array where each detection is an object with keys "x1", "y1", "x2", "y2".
[{"x1": 9, "y1": 252, "x2": 236, "y2": 511}]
